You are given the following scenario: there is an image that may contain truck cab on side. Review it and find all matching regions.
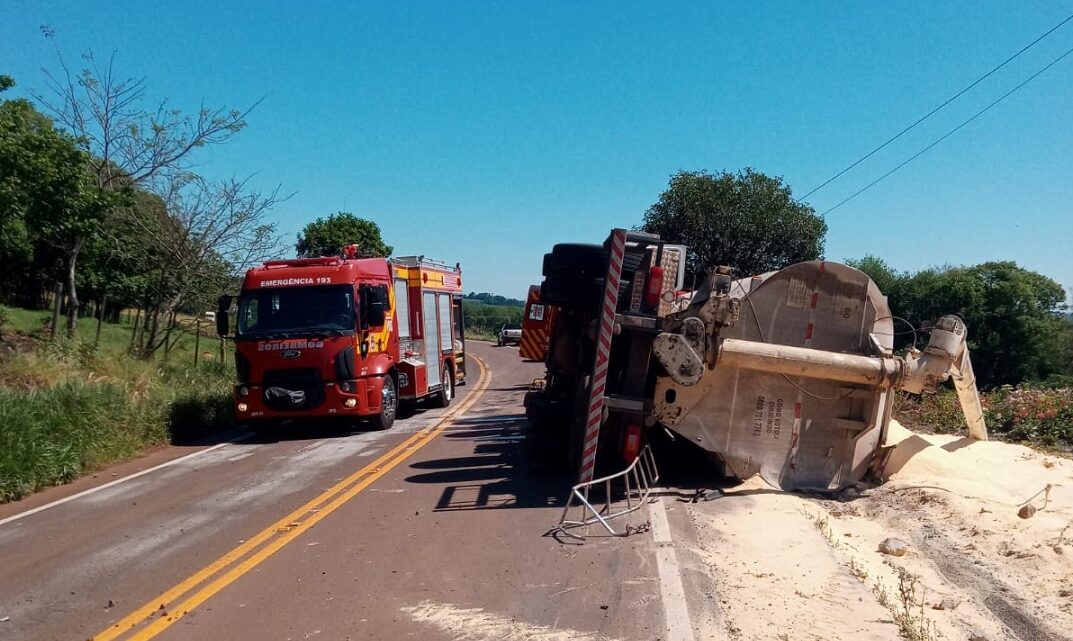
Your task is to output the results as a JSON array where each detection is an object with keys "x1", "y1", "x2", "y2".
[{"x1": 219, "y1": 250, "x2": 466, "y2": 432}]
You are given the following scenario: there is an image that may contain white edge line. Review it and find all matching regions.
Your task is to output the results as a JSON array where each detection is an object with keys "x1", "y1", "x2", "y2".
[
  {"x1": 649, "y1": 497, "x2": 697, "y2": 641},
  {"x1": 0, "y1": 439, "x2": 243, "y2": 527}
]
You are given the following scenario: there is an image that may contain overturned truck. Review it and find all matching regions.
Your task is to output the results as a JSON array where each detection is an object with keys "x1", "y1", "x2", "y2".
[{"x1": 525, "y1": 229, "x2": 986, "y2": 493}]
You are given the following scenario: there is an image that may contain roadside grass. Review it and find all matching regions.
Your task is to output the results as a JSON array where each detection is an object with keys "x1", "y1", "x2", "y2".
[
  {"x1": 0, "y1": 305, "x2": 233, "y2": 503},
  {"x1": 0, "y1": 305, "x2": 223, "y2": 362}
]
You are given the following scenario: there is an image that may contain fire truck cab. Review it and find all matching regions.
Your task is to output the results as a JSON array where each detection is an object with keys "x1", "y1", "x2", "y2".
[{"x1": 219, "y1": 249, "x2": 466, "y2": 432}]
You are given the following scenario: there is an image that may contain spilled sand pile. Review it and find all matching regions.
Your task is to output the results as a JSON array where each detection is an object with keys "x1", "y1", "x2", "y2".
[{"x1": 686, "y1": 421, "x2": 1072, "y2": 641}]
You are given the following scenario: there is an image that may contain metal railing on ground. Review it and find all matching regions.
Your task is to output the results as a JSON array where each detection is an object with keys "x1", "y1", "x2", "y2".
[{"x1": 549, "y1": 444, "x2": 659, "y2": 541}]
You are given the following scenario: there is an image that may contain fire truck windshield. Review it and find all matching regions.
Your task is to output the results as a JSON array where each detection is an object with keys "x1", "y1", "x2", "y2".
[{"x1": 236, "y1": 285, "x2": 356, "y2": 338}]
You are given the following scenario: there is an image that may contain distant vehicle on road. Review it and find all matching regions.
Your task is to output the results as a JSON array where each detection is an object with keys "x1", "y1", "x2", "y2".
[
  {"x1": 497, "y1": 323, "x2": 522, "y2": 346},
  {"x1": 204, "y1": 311, "x2": 216, "y2": 322}
]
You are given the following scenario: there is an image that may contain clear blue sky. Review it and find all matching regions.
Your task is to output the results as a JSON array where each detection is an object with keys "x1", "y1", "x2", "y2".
[{"x1": 3, "y1": 1, "x2": 1071, "y2": 302}]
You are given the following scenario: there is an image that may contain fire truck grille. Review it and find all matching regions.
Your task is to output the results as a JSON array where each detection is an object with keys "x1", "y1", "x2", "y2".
[{"x1": 262, "y1": 369, "x2": 325, "y2": 411}]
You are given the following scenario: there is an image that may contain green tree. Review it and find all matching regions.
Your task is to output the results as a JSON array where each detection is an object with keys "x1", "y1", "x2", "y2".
[
  {"x1": 0, "y1": 80, "x2": 118, "y2": 330},
  {"x1": 641, "y1": 169, "x2": 827, "y2": 283},
  {"x1": 849, "y1": 257, "x2": 1070, "y2": 387},
  {"x1": 296, "y1": 212, "x2": 393, "y2": 258},
  {"x1": 36, "y1": 50, "x2": 256, "y2": 339}
]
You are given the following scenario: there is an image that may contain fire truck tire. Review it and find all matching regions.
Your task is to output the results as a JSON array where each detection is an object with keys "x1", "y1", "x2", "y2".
[
  {"x1": 432, "y1": 365, "x2": 453, "y2": 408},
  {"x1": 369, "y1": 375, "x2": 397, "y2": 431}
]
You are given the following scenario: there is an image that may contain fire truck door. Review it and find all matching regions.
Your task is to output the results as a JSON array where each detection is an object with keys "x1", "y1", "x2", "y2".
[
  {"x1": 437, "y1": 294, "x2": 452, "y2": 352},
  {"x1": 423, "y1": 292, "x2": 441, "y2": 385}
]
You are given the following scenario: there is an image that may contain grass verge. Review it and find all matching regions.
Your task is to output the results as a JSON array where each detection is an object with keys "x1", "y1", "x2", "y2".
[{"x1": 0, "y1": 305, "x2": 233, "y2": 503}]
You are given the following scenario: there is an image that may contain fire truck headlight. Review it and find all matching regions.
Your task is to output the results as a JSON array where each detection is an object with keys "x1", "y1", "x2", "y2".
[
  {"x1": 338, "y1": 380, "x2": 355, "y2": 393},
  {"x1": 237, "y1": 402, "x2": 249, "y2": 413},
  {"x1": 343, "y1": 398, "x2": 357, "y2": 409},
  {"x1": 238, "y1": 386, "x2": 249, "y2": 397}
]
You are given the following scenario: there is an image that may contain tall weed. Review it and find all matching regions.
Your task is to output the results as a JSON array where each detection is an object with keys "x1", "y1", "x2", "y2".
[{"x1": 0, "y1": 346, "x2": 233, "y2": 502}]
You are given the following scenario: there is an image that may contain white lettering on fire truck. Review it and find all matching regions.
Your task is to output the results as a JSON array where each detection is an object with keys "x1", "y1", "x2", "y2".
[
  {"x1": 257, "y1": 340, "x2": 326, "y2": 351},
  {"x1": 259, "y1": 277, "x2": 316, "y2": 287}
]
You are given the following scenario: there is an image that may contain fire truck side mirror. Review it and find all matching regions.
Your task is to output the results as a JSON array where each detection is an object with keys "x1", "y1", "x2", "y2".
[
  {"x1": 359, "y1": 284, "x2": 389, "y2": 330},
  {"x1": 216, "y1": 295, "x2": 231, "y2": 336}
]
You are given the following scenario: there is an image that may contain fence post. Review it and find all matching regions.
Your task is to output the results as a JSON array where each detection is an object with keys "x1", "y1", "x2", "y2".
[
  {"x1": 194, "y1": 317, "x2": 201, "y2": 368},
  {"x1": 51, "y1": 282, "x2": 64, "y2": 340},
  {"x1": 95, "y1": 294, "x2": 107, "y2": 347}
]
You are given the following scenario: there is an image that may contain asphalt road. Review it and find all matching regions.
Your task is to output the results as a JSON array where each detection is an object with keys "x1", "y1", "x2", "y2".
[{"x1": 0, "y1": 342, "x2": 711, "y2": 641}]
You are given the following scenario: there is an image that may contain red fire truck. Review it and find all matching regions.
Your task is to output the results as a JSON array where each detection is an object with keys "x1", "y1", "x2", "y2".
[
  {"x1": 217, "y1": 249, "x2": 466, "y2": 431},
  {"x1": 519, "y1": 285, "x2": 557, "y2": 361}
]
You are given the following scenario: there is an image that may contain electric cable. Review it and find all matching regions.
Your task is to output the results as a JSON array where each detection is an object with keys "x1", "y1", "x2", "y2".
[
  {"x1": 822, "y1": 43, "x2": 1073, "y2": 215},
  {"x1": 803, "y1": 11, "x2": 1073, "y2": 199}
]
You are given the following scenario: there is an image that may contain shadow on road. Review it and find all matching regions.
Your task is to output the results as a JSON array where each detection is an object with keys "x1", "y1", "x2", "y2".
[
  {"x1": 404, "y1": 412, "x2": 569, "y2": 512},
  {"x1": 170, "y1": 398, "x2": 443, "y2": 446}
]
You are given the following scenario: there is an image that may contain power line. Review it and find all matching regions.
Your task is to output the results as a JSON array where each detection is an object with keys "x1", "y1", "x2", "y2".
[
  {"x1": 802, "y1": 11, "x2": 1073, "y2": 199},
  {"x1": 822, "y1": 44, "x2": 1073, "y2": 216}
]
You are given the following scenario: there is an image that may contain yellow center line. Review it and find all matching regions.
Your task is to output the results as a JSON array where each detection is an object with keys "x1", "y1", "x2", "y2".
[{"x1": 94, "y1": 355, "x2": 489, "y2": 641}]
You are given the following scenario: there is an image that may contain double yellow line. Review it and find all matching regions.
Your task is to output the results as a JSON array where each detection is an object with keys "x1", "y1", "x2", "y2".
[{"x1": 94, "y1": 356, "x2": 489, "y2": 641}]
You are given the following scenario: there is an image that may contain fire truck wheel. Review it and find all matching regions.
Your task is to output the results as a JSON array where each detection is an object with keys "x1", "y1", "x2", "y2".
[
  {"x1": 432, "y1": 366, "x2": 453, "y2": 408},
  {"x1": 370, "y1": 375, "x2": 397, "y2": 431}
]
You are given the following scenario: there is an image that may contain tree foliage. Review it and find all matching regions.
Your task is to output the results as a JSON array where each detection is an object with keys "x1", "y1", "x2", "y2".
[
  {"x1": 848, "y1": 256, "x2": 1072, "y2": 387},
  {"x1": 464, "y1": 292, "x2": 525, "y2": 307},
  {"x1": 0, "y1": 85, "x2": 117, "y2": 318},
  {"x1": 641, "y1": 169, "x2": 827, "y2": 283},
  {"x1": 1, "y1": 57, "x2": 281, "y2": 355},
  {"x1": 296, "y1": 212, "x2": 393, "y2": 258},
  {"x1": 24, "y1": 49, "x2": 262, "y2": 340}
]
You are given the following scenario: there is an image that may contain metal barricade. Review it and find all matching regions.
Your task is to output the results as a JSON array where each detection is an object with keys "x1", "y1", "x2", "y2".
[{"x1": 550, "y1": 444, "x2": 659, "y2": 541}]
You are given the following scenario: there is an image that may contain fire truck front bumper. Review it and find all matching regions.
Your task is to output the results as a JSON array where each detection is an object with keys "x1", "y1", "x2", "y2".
[{"x1": 232, "y1": 377, "x2": 387, "y2": 422}]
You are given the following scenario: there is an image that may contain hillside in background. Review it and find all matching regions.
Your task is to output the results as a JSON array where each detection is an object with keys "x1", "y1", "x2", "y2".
[{"x1": 464, "y1": 292, "x2": 525, "y2": 307}]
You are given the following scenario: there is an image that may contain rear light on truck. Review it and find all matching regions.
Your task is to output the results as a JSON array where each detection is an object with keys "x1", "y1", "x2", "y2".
[
  {"x1": 644, "y1": 266, "x2": 665, "y2": 308},
  {"x1": 623, "y1": 423, "x2": 642, "y2": 462}
]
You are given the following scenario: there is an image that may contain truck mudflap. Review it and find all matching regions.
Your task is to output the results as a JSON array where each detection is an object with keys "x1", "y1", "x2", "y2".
[{"x1": 652, "y1": 261, "x2": 986, "y2": 492}]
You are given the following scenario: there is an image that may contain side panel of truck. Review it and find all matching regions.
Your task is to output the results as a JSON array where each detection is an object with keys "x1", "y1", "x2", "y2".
[{"x1": 520, "y1": 285, "x2": 557, "y2": 361}]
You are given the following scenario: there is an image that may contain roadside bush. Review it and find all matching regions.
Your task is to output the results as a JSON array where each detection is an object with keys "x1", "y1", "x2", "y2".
[
  {"x1": 167, "y1": 361, "x2": 234, "y2": 444},
  {"x1": 897, "y1": 386, "x2": 1073, "y2": 449},
  {"x1": 0, "y1": 382, "x2": 167, "y2": 501},
  {"x1": 985, "y1": 386, "x2": 1073, "y2": 446},
  {"x1": 0, "y1": 346, "x2": 233, "y2": 502}
]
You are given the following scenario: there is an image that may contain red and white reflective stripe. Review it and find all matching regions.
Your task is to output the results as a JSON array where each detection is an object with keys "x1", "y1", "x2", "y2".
[{"x1": 578, "y1": 229, "x2": 627, "y2": 483}]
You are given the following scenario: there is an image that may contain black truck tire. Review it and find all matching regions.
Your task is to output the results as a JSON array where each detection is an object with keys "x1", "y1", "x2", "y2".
[
  {"x1": 369, "y1": 375, "x2": 397, "y2": 431},
  {"x1": 543, "y1": 244, "x2": 607, "y2": 278},
  {"x1": 540, "y1": 276, "x2": 603, "y2": 306}
]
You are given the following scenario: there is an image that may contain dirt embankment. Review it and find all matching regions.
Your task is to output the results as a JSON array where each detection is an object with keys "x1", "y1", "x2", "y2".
[{"x1": 685, "y1": 421, "x2": 1072, "y2": 641}]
